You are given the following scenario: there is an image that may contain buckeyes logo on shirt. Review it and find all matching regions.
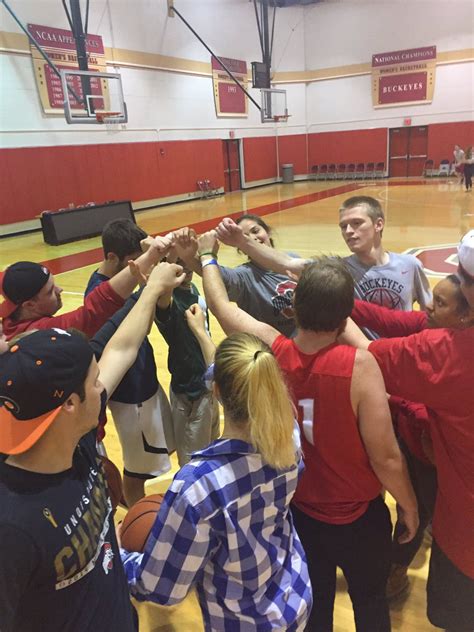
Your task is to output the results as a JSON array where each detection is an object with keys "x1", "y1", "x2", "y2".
[
  {"x1": 358, "y1": 277, "x2": 404, "y2": 309},
  {"x1": 272, "y1": 280, "x2": 297, "y2": 319}
]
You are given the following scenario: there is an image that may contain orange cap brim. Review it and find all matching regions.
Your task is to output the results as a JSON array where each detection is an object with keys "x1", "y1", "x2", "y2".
[{"x1": 0, "y1": 405, "x2": 62, "y2": 455}]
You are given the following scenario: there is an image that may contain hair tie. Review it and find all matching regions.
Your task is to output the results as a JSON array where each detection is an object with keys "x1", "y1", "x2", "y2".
[{"x1": 253, "y1": 350, "x2": 263, "y2": 361}]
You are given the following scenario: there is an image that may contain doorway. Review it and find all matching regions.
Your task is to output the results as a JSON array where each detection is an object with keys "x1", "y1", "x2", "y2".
[
  {"x1": 222, "y1": 140, "x2": 241, "y2": 192},
  {"x1": 388, "y1": 126, "x2": 428, "y2": 177}
]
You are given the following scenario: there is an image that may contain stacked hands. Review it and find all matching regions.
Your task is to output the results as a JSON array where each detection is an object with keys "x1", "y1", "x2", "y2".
[{"x1": 135, "y1": 217, "x2": 308, "y2": 285}]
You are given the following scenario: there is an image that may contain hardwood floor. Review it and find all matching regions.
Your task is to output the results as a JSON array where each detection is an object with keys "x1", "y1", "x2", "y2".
[{"x1": 2, "y1": 177, "x2": 472, "y2": 631}]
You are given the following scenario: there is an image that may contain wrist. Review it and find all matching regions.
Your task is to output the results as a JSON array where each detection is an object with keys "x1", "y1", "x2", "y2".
[
  {"x1": 198, "y1": 251, "x2": 217, "y2": 260},
  {"x1": 201, "y1": 258, "x2": 218, "y2": 270}
]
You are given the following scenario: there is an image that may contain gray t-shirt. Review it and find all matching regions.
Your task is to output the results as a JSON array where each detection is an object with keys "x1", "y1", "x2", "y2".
[
  {"x1": 343, "y1": 252, "x2": 432, "y2": 339},
  {"x1": 220, "y1": 261, "x2": 297, "y2": 337}
]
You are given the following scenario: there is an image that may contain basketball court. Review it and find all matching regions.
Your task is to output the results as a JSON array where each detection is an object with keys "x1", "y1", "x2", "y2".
[
  {"x1": 1, "y1": 0, "x2": 473, "y2": 630},
  {"x1": 1, "y1": 177, "x2": 472, "y2": 630}
]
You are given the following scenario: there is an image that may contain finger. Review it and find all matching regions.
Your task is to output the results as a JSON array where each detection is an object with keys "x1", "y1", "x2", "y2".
[{"x1": 285, "y1": 269, "x2": 299, "y2": 282}]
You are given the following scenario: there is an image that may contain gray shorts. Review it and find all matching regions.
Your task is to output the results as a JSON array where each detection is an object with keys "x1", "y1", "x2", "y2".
[{"x1": 170, "y1": 389, "x2": 220, "y2": 467}]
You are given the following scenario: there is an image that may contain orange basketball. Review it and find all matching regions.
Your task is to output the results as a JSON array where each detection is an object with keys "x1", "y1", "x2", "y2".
[{"x1": 120, "y1": 494, "x2": 165, "y2": 552}]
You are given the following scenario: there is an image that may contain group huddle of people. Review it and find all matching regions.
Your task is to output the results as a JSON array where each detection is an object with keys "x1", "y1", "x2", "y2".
[{"x1": 0, "y1": 195, "x2": 473, "y2": 632}]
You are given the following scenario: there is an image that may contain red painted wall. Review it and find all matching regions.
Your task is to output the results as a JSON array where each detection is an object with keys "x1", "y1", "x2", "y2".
[
  {"x1": 308, "y1": 128, "x2": 388, "y2": 167},
  {"x1": 427, "y1": 121, "x2": 474, "y2": 166},
  {"x1": 242, "y1": 136, "x2": 277, "y2": 183},
  {"x1": 2, "y1": 121, "x2": 472, "y2": 226},
  {"x1": 277, "y1": 134, "x2": 309, "y2": 175},
  {"x1": 0, "y1": 139, "x2": 224, "y2": 225}
]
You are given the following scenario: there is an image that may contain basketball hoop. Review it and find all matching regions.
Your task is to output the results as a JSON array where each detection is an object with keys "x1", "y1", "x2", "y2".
[{"x1": 95, "y1": 111, "x2": 122, "y2": 124}]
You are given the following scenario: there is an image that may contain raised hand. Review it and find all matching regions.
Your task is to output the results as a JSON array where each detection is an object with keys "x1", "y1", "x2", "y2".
[
  {"x1": 215, "y1": 217, "x2": 246, "y2": 249},
  {"x1": 173, "y1": 227, "x2": 198, "y2": 262},
  {"x1": 147, "y1": 261, "x2": 185, "y2": 293},
  {"x1": 197, "y1": 230, "x2": 219, "y2": 257},
  {"x1": 185, "y1": 303, "x2": 207, "y2": 335}
]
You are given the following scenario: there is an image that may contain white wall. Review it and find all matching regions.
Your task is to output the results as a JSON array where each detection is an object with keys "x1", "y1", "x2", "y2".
[
  {"x1": 304, "y1": 0, "x2": 474, "y2": 130},
  {"x1": 0, "y1": 0, "x2": 472, "y2": 148},
  {"x1": 0, "y1": 0, "x2": 306, "y2": 147}
]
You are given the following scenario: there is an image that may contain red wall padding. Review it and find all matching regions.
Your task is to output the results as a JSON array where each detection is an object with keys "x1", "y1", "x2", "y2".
[
  {"x1": 277, "y1": 134, "x2": 309, "y2": 175},
  {"x1": 243, "y1": 136, "x2": 278, "y2": 182},
  {"x1": 0, "y1": 139, "x2": 224, "y2": 225},
  {"x1": 427, "y1": 121, "x2": 474, "y2": 166},
  {"x1": 308, "y1": 128, "x2": 388, "y2": 167}
]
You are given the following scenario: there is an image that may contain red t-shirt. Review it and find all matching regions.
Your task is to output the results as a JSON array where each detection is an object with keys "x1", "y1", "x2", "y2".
[
  {"x1": 351, "y1": 299, "x2": 427, "y2": 338},
  {"x1": 370, "y1": 327, "x2": 474, "y2": 578},
  {"x1": 3, "y1": 280, "x2": 124, "y2": 341},
  {"x1": 272, "y1": 336, "x2": 381, "y2": 524}
]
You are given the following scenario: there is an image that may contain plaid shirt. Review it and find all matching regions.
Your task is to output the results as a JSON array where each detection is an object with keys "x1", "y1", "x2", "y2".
[{"x1": 121, "y1": 438, "x2": 312, "y2": 631}]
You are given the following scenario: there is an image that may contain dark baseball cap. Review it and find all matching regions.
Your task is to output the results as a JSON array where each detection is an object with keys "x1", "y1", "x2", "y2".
[
  {"x1": 0, "y1": 262, "x2": 51, "y2": 318},
  {"x1": 0, "y1": 328, "x2": 93, "y2": 454}
]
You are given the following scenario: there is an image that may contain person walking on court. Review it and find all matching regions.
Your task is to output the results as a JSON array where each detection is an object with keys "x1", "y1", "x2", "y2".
[
  {"x1": 0, "y1": 261, "x2": 186, "y2": 632},
  {"x1": 197, "y1": 243, "x2": 418, "y2": 632},
  {"x1": 463, "y1": 146, "x2": 473, "y2": 191},
  {"x1": 121, "y1": 332, "x2": 312, "y2": 631},
  {"x1": 453, "y1": 144, "x2": 465, "y2": 185}
]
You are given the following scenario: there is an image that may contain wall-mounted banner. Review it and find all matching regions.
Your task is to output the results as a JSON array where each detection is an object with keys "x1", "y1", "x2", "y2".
[
  {"x1": 372, "y1": 46, "x2": 436, "y2": 108},
  {"x1": 212, "y1": 57, "x2": 248, "y2": 118},
  {"x1": 27, "y1": 24, "x2": 107, "y2": 115}
]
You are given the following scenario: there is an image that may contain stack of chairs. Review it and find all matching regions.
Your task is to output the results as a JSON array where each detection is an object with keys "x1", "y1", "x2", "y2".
[
  {"x1": 197, "y1": 179, "x2": 220, "y2": 199},
  {"x1": 308, "y1": 160, "x2": 386, "y2": 181}
]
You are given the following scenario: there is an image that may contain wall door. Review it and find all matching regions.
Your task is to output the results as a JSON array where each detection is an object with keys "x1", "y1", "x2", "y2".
[
  {"x1": 222, "y1": 140, "x2": 241, "y2": 192},
  {"x1": 389, "y1": 126, "x2": 428, "y2": 177}
]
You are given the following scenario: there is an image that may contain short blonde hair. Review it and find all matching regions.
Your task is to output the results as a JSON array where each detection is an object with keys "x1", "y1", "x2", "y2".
[{"x1": 214, "y1": 333, "x2": 296, "y2": 470}]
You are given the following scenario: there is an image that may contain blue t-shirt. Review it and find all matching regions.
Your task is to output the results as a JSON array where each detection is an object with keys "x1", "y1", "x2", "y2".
[{"x1": 86, "y1": 271, "x2": 158, "y2": 404}]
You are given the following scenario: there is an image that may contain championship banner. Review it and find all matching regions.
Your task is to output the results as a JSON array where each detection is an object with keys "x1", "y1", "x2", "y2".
[
  {"x1": 27, "y1": 24, "x2": 107, "y2": 114},
  {"x1": 372, "y1": 46, "x2": 436, "y2": 108},
  {"x1": 212, "y1": 57, "x2": 248, "y2": 118}
]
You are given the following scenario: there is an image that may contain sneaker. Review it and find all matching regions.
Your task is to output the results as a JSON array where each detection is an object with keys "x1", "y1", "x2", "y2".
[{"x1": 386, "y1": 564, "x2": 409, "y2": 601}]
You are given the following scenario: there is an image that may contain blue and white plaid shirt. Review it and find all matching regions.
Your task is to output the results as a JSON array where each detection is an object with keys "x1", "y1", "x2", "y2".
[{"x1": 121, "y1": 438, "x2": 312, "y2": 631}]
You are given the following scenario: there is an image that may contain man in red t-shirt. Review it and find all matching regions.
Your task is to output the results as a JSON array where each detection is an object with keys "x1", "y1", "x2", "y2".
[
  {"x1": 0, "y1": 236, "x2": 171, "y2": 341},
  {"x1": 341, "y1": 231, "x2": 474, "y2": 630},
  {"x1": 198, "y1": 231, "x2": 417, "y2": 632}
]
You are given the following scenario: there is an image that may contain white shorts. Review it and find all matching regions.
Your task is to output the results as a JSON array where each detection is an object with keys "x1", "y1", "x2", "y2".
[{"x1": 108, "y1": 387, "x2": 175, "y2": 479}]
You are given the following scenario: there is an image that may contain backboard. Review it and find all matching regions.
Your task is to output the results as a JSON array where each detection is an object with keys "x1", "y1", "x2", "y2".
[
  {"x1": 260, "y1": 88, "x2": 288, "y2": 123},
  {"x1": 61, "y1": 69, "x2": 127, "y2": 124}
]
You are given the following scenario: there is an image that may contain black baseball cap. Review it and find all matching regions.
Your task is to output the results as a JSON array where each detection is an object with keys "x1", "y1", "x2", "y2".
[
  {"x1": 0, "y1": 262, "x2": 51, "y2": 318},
  {"x1": 0, "y1": 328, "x2": 93, "y2": 454}
]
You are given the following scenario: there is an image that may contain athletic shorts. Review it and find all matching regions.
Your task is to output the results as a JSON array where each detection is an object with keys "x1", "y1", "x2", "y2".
[
  {"x1": 427, "y1": 539, "x2": 474, "y2": 630},
  {"x1": 170, "y1": 389, "x2": 220, "y2": 467},
  {"x1": 108, "y1": 387, "x2": 174, "y2": 479}
]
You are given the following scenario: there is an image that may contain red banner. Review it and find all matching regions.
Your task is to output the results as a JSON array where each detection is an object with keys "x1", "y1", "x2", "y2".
[
  {"x1": 28, "y1": 24, "x2": 104, "y2": 55},
  {"x1": 372, "y1": 45, "x2": 436, "y2": 108},
  {"x1": 378, "y1": 71, "x2": 427, "y2": 105},
  {"x1": 212, "y1": 56, "x2": 248, "y2": 118},
  {"x1": 27, "y1": 23, "x2": 106, "y2": 114},
  {"x1": 372, "y1": 46, "x2": 436, "y2": 68}
]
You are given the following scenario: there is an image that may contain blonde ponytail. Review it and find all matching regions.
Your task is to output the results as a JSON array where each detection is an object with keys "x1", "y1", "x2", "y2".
[{"x1": 214, "y1": 333, "x2": 296, "y2": 470}]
